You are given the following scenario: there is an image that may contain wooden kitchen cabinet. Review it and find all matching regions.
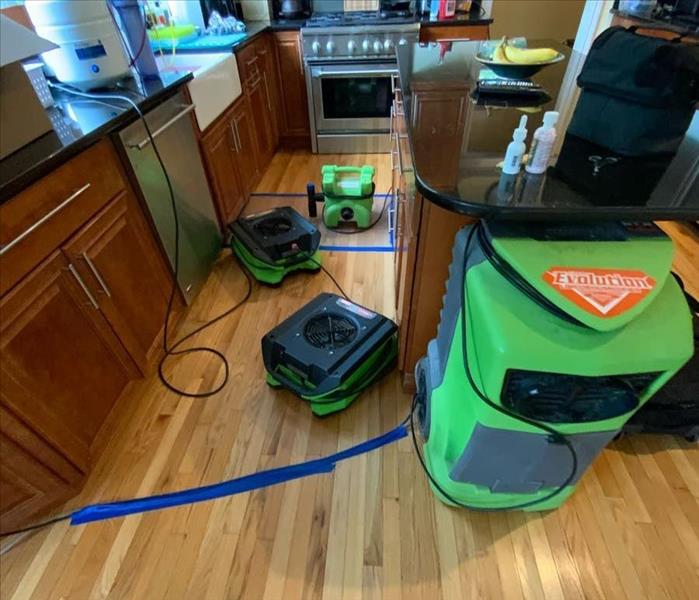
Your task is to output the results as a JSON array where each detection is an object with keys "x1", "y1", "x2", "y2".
[
  {"x1": 62, "y1": 191, "x2": 171, "y2": 374},
  {"x1": 0, "y1": 406, "x2": 83, "y2": 532},
  {"x1": 0, "y1": 138, "x2": 178, "y2": 529},
  {"x1": 231, "y1": 95, "x2": 261, "y2": 193},
  {"x1": 273, "y1": 31, "x2": 311, "y2": 148},
  {"x1": 392, "y1": 96, "x2": 474, "y2": 391},
  {"x1": 0, "y1": 251, "x2": 137, "y2": 472},
  {"x1": 236, "y1": 34, "x2": 277, "y2": 172},
  {"x1": 201, "y1": 111, "x2": 247, "y2": 226}
]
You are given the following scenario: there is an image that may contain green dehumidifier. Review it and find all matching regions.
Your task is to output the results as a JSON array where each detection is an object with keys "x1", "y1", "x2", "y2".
[
  {"x1": 307, "y1": 165, "x2": 376, "y2": 229},
  {"x1": 414, "y1": 221, "x2": 694, "y2": 511},
  {"x1": 229, "y1": 207, "x2": 321, "y2": 285}
]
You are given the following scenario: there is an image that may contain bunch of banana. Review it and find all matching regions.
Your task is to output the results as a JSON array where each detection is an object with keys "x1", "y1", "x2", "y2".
[{"x1": 492, "y1": 37, "x2": 559, "y2": 65}]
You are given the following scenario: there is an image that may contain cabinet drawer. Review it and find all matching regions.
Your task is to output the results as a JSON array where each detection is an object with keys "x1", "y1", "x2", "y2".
[
  {"x1": 236, "y1": 40, "x2": 263, "y2": 88},
  {"x1": 0, "y1": 140, "x2": 125, "y2": 295}
]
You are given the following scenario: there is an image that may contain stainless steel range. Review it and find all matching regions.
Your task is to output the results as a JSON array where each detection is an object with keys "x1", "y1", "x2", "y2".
[{"x1": 301, "y1": 12, "x2": 418, "y2": 153}]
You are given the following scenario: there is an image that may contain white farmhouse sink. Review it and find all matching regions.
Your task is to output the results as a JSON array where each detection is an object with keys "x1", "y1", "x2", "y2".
[{"x1": 156, "y1": 53, "x2": 241, "y2": 131}]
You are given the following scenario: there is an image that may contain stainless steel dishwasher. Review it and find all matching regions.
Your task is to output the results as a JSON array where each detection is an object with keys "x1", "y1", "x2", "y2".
[{"x1": 119, "y1": 90, "x2": 221, "y2": 304}]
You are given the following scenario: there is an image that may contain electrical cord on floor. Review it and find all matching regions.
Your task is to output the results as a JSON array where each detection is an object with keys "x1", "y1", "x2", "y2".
[
  {"x1": 49, "y1": 83, "x2": 252, "y2": 398},
  {"x1": 307, "y1": 256, "x2": 351, "y2": 301},
  {"x1": 0, "y1": 512, "x2": 71, "y2": 540},
  {"x1": 321, "y1": 187, "x2": 392, "y2": 235},
  {"x1": 410, "y1": 222, "x2": 579, "y2": 511}
]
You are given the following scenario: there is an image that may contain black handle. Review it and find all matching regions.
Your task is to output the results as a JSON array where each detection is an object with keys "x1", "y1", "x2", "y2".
[{"x1": 307, "y1": 182, "x2": 321, "y2": 218}]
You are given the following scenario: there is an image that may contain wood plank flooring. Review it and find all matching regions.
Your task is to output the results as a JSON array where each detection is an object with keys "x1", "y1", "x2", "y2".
[{"x1": 1, "y1": 150, "x2": 697, "y2": 600}]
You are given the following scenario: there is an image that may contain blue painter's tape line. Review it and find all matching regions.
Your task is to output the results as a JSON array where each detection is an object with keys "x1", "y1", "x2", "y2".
[
  {"x1": 250, "y1": 193, "x2": 393, "y2": 199},
  {"x1": 70, "y1": 424, "x2": 407, "y2": 525},
  {"x1": 319, "y1": 245, "x2": 394, "y2": 252}
]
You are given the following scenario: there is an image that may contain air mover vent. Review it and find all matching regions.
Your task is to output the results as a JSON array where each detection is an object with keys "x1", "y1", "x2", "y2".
[
  {"x1": 303, "y1": 312, "x2": 358, "y2": 349},
  {"x1": 253, "y1": 216, "x2": 293, "y2": 237},
  {"x1": 501, "y1": 370, "x2": 661, "y2": 423}
]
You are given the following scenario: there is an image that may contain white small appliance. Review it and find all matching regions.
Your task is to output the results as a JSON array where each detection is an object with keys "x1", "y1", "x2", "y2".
[{"x1": 25, "y1": 0, "x2": 131, "y2": 90}]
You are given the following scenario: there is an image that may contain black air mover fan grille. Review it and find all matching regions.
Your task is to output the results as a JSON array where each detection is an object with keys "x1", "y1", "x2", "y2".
[
  {"x1": 501, "y1": 370, "x2": 661, "y2": 423},
  {"x1": 253, "y1": 216, "x2": 293, "y2": 237},
  {"x1": 303, "y1": 312, "x2": 358, "y2": 349}
]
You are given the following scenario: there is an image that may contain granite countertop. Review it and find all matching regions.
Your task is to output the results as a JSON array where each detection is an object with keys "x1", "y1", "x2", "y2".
[
  {"x1": 0, "y1": 71, "x2": 192, "y2": 204},
  {"x1": 396, "y1": 40, "x2": 699, "y2": 221},
  {"x1": 0, "y1": 20, "x2": 273, "y2": 203}
]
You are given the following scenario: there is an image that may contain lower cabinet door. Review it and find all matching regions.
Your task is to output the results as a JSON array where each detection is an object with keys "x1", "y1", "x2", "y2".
[
  {"x1": 231, "y1": 97, "x2": 261, "y2": 193},
  {"x1": 0, "y1": 251, "x2": 137, "y2": 472},
  {"x1": 202, "y1": 117, "x2": 246, "y2": 225},
  {"x1": 0, "y1": 406, "x2": 84, "y2": 532},
  {"x1": 62, "y1": 191, "x2": 172, "y2": 374}
]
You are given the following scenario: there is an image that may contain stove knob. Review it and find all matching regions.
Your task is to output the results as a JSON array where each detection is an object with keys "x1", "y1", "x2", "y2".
[
  {"x1": 398, "y1": 38, "x2": 408, "y2": 46},
  {"x1": 312, "y1": 41, "x2": 321, "y2": 55},
  {"x1": 373, "y1": 40, "x2": 382, "y2": 54},
  {"x1": 347, "y1": 40, "x2": 357, "y2": 54},
  {"x1": 362, "y1": 39, "x2": 371, "y2": 53},
  {"x1": 384, "y1": 39, "x2": 395, "y2": 53},
  {"x1": 326, "y1": 40, "x2": 336, "y2": 54}
]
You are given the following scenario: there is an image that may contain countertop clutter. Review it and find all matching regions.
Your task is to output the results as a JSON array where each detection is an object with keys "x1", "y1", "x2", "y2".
[
  {"x1": 0, "y1": 71, "x2": 192, "y2": 204},
  {"x1": 396, "y1": 40, "x2": 699, "y2": 220}
]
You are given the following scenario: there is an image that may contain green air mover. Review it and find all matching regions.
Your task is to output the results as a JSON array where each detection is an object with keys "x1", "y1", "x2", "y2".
[
  {"x1": 414, "y1": 221, "x2": 694, "y2": 511},
  {"x1": 307, "y1": 165, "x2": 376, "y2": 229},
  {"x1": 229, "y1": 207, "x2": 321, "y2": 285},
  {"x1": 262, "y1": 293, "x2": 398, "y2": 416}
]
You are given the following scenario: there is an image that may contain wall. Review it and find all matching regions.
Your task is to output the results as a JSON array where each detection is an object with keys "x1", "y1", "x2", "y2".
[{"x1": 490, "y1": 0, "x2": 586, "y2": 41}]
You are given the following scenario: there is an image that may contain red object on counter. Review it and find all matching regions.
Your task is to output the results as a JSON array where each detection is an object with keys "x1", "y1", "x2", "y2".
[{"x1": 438, "y1": 0, "x2": 456, "y2": 19}]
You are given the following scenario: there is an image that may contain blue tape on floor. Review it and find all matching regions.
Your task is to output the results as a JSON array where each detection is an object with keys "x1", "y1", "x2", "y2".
[
  {"x1": 70, "y1": 423, "x2": 408, "y2": 525},
  {"x1": 250, "y1": 192, "x2": 393, "y2": 198},
  {"x1": 319, "y1": 245, "x2": 394, "y2": 252}
]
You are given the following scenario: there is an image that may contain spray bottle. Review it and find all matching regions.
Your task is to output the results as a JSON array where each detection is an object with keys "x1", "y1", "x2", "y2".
[
  {"x1": 526, "y1": 111, "x2": 559, "y2": 174},
  {"x1": 502, "y1": 115, "x2": 528, "y2": 175}
]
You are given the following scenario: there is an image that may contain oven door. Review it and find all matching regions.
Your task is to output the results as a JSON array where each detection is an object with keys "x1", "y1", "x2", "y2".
[{"x1": 310, "y1": 63, "x2": 396, "y2": 133}]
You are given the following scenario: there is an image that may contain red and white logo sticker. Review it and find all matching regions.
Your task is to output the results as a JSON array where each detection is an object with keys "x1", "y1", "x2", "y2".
[{"x1": 543, "y1": 267, "x2": 655, "y2": 318}]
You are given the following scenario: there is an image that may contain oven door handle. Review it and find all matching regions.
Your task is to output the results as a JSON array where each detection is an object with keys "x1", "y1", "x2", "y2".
[{"x1": 311, "y1": 68, "x2": 397, "y2": 79}]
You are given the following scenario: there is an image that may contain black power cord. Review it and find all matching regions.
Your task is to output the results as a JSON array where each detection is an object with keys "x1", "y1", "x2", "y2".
[
  {"x1": 410, "y1": 222, "x2": 579, "y2": 511},
  {"x1": 50, "y1": 83, "x2": 253, "y2": 399}
]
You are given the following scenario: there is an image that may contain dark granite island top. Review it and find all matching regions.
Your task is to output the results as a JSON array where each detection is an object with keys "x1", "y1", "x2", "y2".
[{"x1": 396, "y1": 40, "x2": 699, "y2": 221}]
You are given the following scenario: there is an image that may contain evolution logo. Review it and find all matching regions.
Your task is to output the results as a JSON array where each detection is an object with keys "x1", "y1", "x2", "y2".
[{"x1": 543, "y1": 267, "x2": 656, "y2": 317}]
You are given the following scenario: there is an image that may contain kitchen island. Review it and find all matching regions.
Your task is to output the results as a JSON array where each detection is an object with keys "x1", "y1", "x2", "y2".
[{"x1": 392, "y1": 38, "x2": 698, "y2": 388}]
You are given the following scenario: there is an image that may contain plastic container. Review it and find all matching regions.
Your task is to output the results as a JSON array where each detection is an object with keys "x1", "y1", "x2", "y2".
[
  {"x1": 502, "y1": 115, "x2": 528, "y2": 175},
  {"x1": 25, "y1": 0, "x2": 130, "y2": 90},
  {"x1": 526, "y1": 111, "x2": 559, "y2": 174},
  {"x1": 110, "y1": 0, "x2": 159, "y2": 79}
]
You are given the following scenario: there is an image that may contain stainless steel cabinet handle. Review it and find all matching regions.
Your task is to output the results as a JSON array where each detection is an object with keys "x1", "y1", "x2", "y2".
[
  {"x1": 0, "y1": 183, "x2": 91, "y2": 256},
  {"x1": 229, "y1": 121, "x2": 240, "y2": 152},
  {"x1": 82, "y1": 252, "x2": 111, "y2": 297},
  {"x1": 68, "y1": 264, "x2": 99, "y2": 309},
  {"x1": 391, "y1": 133, "x2": 398, "y2": 172},
  {"x1": 262, "y1": 72, "x2": 272, "y2": 112},
  {"x1": 389, "y1": 105, "x2": 395, "y2": 139},
  {"x1": 232, "y1": 121, "x2": 242, "y2": 153},
  {"x1": 130, "y1": 104, "x2": 196, "y2": 150}
]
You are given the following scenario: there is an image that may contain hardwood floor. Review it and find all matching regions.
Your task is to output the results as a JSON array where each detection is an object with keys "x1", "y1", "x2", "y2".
[{"x1": 1, "y1": 151, "x2": 697, "y2": 600}]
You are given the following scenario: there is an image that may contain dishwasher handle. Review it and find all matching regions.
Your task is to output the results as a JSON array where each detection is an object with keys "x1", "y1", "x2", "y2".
[{"x1": 130, "y1": 104, "x2": 196, "y2": 151}]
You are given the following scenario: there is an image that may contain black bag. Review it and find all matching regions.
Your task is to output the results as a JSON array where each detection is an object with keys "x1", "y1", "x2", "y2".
[
  {"x1": 623, "y1": 282, "x2": 699, "y2": 442},
  {"x1": 568, "y1": 26, "x2": 699, "y2": 156}
]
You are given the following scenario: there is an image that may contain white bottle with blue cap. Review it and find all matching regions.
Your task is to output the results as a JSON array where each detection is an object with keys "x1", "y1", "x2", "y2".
[{"x1": 502, "y1": 115, "x2": 529, "y2": 175}]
